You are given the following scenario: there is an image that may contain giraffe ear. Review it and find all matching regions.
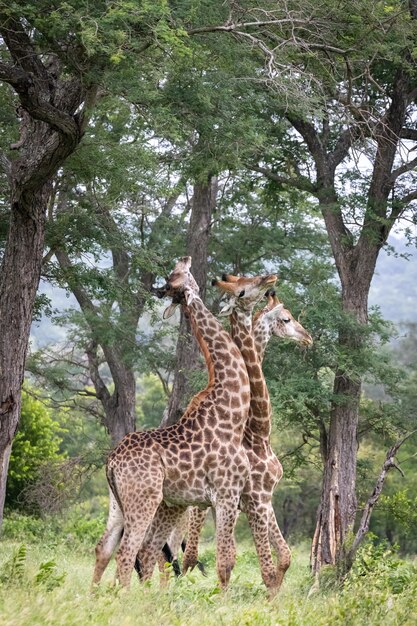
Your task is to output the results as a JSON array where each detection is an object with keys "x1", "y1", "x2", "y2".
[
  {"x1": 163, "y1": 302, "x2": 179, "y2": 319},
  {"x1": 265, "y1": 303, "x2": 284, "y2": 321},
  {"x1": 219, "y1": 297, "x2": 236, "y2": 316},
  {"x1": 184, "y1": 286, "x2": 197, "y2": 306}
]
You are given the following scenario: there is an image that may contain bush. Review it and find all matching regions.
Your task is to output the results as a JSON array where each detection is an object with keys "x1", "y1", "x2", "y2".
[
  {"x1": 345, "y1": 537, "x2": 417, "y2": 596},
  {"x1": 6, "y1": 389, "x2": 66, "y2": 512}
]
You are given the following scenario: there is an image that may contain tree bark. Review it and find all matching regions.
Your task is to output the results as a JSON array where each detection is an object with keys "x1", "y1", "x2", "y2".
[
  {"x1": 0, "y1": 184, "x2": 53, "y2": 526},
  {"x1": 310, "y1": 206, "x2": 381, "y2": 572},
  {"x1": 0, "y1": 13, "x2": 95, "y2": 528},
  {"x1": 162, "y1": 175, "x2": 217, "y2": 426}
]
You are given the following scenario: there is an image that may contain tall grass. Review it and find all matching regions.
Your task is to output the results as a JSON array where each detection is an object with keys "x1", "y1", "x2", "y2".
[{"x1": 0, "y1": 516, "x2": 416, "y2": 626}]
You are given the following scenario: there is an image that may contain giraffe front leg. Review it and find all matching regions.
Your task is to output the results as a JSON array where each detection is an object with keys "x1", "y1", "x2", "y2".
[
  {"x1": 182, "y1": 507, "x2": 208, "y2": 574},
  {"x1": 243, "y1": 496, "x2": 280, "y2": 599},
  {"x1": 214, "y1": 497, "x2": 240, "y2": 590},
  {"x1": 268, "y1": 505, "x2": 291, "y2": 589}
]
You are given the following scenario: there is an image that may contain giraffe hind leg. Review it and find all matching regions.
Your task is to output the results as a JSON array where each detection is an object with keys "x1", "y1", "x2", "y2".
[
  {"x1": 115, "y1": 469, "x2": 164, "y2": 588},
  {"x1": 137, "y1": 502, "x2": 185, "y2": 585},
  {"x1": 182, "y1": 507, "x2": 208, "y2": 575},
  {"x1": 215, "y1": 497, "x2": 240, "y2": 590},
  {"x1": 92, "y1": 489, "x2": 124, "y2": 586}
]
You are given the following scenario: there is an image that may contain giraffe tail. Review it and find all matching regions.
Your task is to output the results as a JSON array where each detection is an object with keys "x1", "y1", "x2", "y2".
[{"x1": 106, "y1": 466, "x2": 124, "y2": 514}]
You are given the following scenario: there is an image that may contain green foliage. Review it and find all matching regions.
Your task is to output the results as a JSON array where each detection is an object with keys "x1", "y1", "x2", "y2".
[
  {"x1": 0, "y1": 544, "x2": 27, "y2": 586},
  {"x1": 6, "y1": 390, "x2": 66, "y2": 511},
  {"x1": 61, "y1": 498, "x2": 107, "y2": 546},
  {"x1": 136, "y1": 374, "x2": 168, "y2": 429},
  {"x1": 2, "y1": 497, "x2": 107, "y2": 549},
  {"x1": 379, "y1": 490, "x2": 417, "y2": 535},
  {"x1": 34, "y1": 560, "x2": 66, "y2": 592},
  {"x1": 346, "y1": 538, "x2": 417, "y2": 596},
  {"x1": 0, "y1": 543, "x2": 65, "y2": 592},
  {"x1": 0, "y1": 538, "x2": 417, "y2": 625},
  {"x1": 1, "y1": 512, "x2": 47, "y2": 543}
]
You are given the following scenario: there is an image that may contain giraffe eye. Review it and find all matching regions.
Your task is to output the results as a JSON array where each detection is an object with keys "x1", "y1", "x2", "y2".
[
  {"x1": 283, "y1": 318, "x2": 291, "y2": 324},
  {"x1": 238, "y1": 290, "x2": 245, "y2": 298}
]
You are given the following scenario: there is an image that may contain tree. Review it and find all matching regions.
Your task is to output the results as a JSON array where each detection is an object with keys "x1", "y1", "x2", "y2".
[
  {"x1": 245, "y1": 0, "x2": 417, "y2": 571},
  {"x1": 0, "y1": 0, "x2": 195, "y2": 527}
]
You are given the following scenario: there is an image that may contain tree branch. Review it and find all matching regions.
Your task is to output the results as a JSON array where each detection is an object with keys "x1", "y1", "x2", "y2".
[
  {"x1": 187, "y1": 18, "x2": 314, "y2": 36},
  {"x1": 55, "y1": 249, "x2": 99, "y2": 317},
  {"x1": 0, "y1": 15, "x2": 80, "y2": 137},
  {"x1": 85, "y1": 340, "x2": 111, "y2": 406},
  {"x1": 400, "y1": 127, "x2": 417, "y2": 141},
  {"x1": 249, "y1": 164, "x2": 317, "y2": 194},
  {"x1": 344, "y1": 430, "x2": 416, "y2": 574},
  {"x1": 394, "y1": 188, "x2": 417, "y2": 207},
  {"x1": 389, "y1": 155, "x2": 417, "y2": 184},
  {"x1": 0, "y1": 61, "x2": 27, "y2": 86}
]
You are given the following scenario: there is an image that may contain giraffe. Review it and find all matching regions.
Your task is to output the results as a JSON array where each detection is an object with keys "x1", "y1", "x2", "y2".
[
  {"x1": 147, "y1": 279, "x2": 312, "y2": 596},
  {"x1": 92, "y1": 257, "x2": 276, "y2": 590},
  {"x1": 134, "y1": 276, "x2": 285, "y2": 586},
  {"x1": 215, "y1": 276, "x2": 312, "y2": 596},
  {"x1": 173, "y1": 289, "x2": 313, "y2": 579}
]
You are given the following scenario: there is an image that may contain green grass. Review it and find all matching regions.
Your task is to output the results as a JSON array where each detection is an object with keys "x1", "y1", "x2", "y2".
[{"x1": 0, "y1": 535, "x2": 416, "y2": 626}]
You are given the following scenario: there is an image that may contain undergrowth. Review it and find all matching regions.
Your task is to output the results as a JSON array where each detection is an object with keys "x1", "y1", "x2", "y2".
[{"x1": 0, "y1": 513, "x2": 416, "y2": 626}]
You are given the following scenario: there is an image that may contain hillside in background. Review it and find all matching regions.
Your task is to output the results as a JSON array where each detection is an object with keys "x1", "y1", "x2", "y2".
[{"x1": 369, "y1": 236, "x2": 417, "y2": 325}]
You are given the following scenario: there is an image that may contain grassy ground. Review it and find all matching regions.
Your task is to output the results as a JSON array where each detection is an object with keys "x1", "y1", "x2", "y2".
[{"x1": 0, "y1": 532, "x2": 416, "y2": 626}]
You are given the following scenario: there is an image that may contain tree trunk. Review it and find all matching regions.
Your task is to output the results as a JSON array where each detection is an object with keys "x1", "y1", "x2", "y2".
[
  {"x1": 311, "y1": 270, "x2": 372, "y2": 573},
  {"x1": 0, "y1": 15, "x2": 93, "y2": 526},
  {"x1": 0, "y1": 185, "x2": 50, "y2": 527},
  {"x1": 162, "y1": 175, "x2": 217, "y2": 426},
  {"x1": 101, "y1": 352, "x2": 137, "y2": 445}
]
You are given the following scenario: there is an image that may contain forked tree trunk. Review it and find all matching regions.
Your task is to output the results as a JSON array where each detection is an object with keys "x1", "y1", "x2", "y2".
[{"x1": 162, "y1": 175, "x2": 217, "y2": 426}]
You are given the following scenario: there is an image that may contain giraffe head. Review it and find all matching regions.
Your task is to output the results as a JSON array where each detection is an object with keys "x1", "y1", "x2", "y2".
[
  {"x1": 156, "y1": 257, "x2": 200, "y2": 318},
  {"x1": 213, "y1": 272, "x2": 277, "y2": 315},
  {"x1": 255, "y1": 290, "x2": 313, "y2": 347}
]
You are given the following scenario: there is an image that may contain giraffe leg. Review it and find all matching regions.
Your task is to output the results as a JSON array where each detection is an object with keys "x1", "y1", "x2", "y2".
[
  {"x1": 159, "y1": 507, "x2": 190, "y2": 579},
  {"x1": 92, "y1": 490, "x2": 124, "y2": 586},
  {"x1": 137, "y1": 503, "x2": 185, "y2": 584},
  {"x1": 215, "y1": 497, "x2": 240, "y2": 590},
  {"x1": 115, "y1": 478, "x2": 164, "y2": 588},
  {"x1": 182, "y1": 507, "x2": 208, "y2": 574},
  {"x1": 243, "y1": 497, "x2": 279, "y2": 598},
  {"x1": 268, "y1": 506, "x2": 291, "y2": 589}
]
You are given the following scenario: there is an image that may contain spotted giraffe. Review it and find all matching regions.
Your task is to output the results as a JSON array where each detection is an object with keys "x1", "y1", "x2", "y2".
[
  {"x1": 174, "y1": 289, "x2": 313, "y2": 583},
  {"x1": 92, "y1": 257, "x2": 276, "y2": 590},
  {"x1": 141, "y1": 279, "x2": 312, "y2": 596}
]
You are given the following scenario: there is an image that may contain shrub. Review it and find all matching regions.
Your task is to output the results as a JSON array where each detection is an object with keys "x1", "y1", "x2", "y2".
[{"x1": 6, "y1": 390, "x2": 66, "y2": 511}]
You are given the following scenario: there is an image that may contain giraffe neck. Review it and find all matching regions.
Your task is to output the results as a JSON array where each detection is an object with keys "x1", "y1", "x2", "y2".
[
  {"x1": 253, "y1": 316, "x2": 273, "y2": 364},
  {"x1": 230, "y1": 310, "x2": 272, "y2": 440},
  {"x1": 180, "y1": 295, "x2": 250, "y2": 435}
]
